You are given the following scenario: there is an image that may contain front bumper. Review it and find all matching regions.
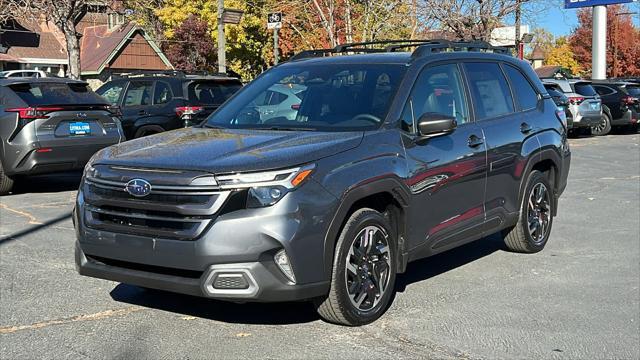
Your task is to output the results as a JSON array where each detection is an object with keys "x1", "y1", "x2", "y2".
[
  {"x1": 75, "y1": 242, "x2": 328, "y2": 301},
  {"x1": 74, "y1": 177, "x2": 336, "y2": 302}
]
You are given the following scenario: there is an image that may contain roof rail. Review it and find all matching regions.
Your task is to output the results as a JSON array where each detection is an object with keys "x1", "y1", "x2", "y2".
[
  {"x1": 411, "y1": 40, "x2": 510, "y2": 58},
  {"x1": 289, "y1": 39, "x2": 511, "y2": 62},
  {"x1": 113, "y1": 70, "x2": 235, "y2": 79}
]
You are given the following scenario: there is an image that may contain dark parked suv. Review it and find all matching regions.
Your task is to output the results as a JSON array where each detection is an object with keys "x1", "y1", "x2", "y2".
[
  {"x1": 591, "y1": 80, "x2": 639, "y2": 135},
  {"x1": 95, "y1": 72, "x2": 242, "y2": 139},
  {"x1": 0, "y1": 78, "x2": 123, "y2": 194},
  {"x1": 74, "y1": 40, "x2": 571, "y2": 326}
]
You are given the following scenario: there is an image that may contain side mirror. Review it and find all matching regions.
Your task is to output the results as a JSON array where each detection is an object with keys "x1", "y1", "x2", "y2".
[{"x1": 417, "y1": 113, "x2": 457, "y2": 137}]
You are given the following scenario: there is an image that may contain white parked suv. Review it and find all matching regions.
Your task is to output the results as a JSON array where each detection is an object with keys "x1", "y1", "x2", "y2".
[{"x1": 0, "y1": 70, "x2": 50, "y2": 78}]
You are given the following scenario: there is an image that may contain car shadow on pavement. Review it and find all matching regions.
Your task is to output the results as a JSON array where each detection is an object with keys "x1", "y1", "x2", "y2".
[
  {"x1": 110, "y1": 233, "x2": 506, "y2": 325},
  {"x1": 6, "y1": 171, "x2": 82, "y2": 196},
  {"x1": 110, "y1": 284, "x2": 320, "y2": 325},
  {"x1": 394, "y1": 232, "x2": 506, "y2": 293}
]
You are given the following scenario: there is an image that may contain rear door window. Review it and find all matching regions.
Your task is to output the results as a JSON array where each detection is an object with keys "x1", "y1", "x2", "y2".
[
  {"x1": 188, "y1": 81, "x2": 242, "y2": 105},
  {"x1": 153, "y1": 81, "x2": 173, "y2": 105},
  {"x1": 8, "y1": 82, "x2": 106, "y2": 106},
  {"x1": 573, "y1": 82, "x2": 597, "y2": 97},
  {"x1": 123, "y1": 81, "x2": 153, "y2": 107},
  {"x1": 503, "y1": 64, "x2": 539, "y2": 111},
  {"x1": 464, "y1": 62, "x2": 515, "y2": 120}
]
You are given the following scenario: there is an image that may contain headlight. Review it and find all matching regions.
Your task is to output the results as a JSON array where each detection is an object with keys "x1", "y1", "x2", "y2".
[{"x1": 215, "y1": 165, "x2": 315, "y2": 208}]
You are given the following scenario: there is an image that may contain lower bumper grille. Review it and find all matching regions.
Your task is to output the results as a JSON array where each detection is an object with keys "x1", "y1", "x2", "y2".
[{"x1": 86, "y1": 255, "x2": 203, "y2": 279}]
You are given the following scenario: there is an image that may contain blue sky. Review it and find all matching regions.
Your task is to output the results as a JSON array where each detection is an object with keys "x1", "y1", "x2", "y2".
[{"x1": 529, "y1": 2, "x2": 640, "y2": 36}]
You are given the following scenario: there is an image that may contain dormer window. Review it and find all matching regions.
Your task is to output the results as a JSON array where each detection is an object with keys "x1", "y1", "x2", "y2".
[{"x1": 108, "y1": 13, "x2": 125, "y2": 30}]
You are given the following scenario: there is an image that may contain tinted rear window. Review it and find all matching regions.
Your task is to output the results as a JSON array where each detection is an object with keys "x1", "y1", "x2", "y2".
[
  {"x1": 626, "y1": 86, "x2": 640, "y2": 96},
  {"x1": 573, "y1": 83, "x2": 597, "y2": 96},
  {"x1": 8, "y1": 82, "x2": 106, "y2": 106},
  {"x1": 187, "y1": 81, "x2": 242, "y2": 105}
]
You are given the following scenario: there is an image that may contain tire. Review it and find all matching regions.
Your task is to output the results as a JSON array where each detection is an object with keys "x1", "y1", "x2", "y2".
[
  {"x1": 314, "y1": 208, "x2": 397, "y2": 326},
  {"x1": 629, "y1": 124, "x2": 639, "y2": 133},
  {"x1": 0, "y1": 161, "x2": 15, "y2": 195},
  {"x1": 134, "y1": 125, "x2": 165, "y2": 138},
  {"x1": 591, "y1": 113, "x2": 611, "y2": 136},
  {"x1": 503, "y1": 170, "x2": 554, "y2": 253}
]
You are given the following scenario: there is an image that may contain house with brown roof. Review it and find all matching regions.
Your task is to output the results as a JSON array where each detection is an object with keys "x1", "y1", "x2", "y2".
[
  {"x1": 1, "y1": 6, "x2": 172, "y2": 88},
  {"x1": 530, "y1": 45, "x2": 545, "y2": 69}
]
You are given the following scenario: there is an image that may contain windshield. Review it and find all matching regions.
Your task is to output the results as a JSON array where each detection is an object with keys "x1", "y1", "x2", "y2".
[{"x1": 205, "y1": 63, "x2": 406, "y2": 131}]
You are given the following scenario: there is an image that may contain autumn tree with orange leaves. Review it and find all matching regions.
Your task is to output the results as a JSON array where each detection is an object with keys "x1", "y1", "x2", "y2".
[{"x1": 569, "y1": 5, "x2": 640, "y2": 78}]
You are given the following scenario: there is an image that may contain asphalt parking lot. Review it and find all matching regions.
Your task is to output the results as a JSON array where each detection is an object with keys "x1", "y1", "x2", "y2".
[{"x1": 1, "y1": 132, "x2": 639, "y2": 359}]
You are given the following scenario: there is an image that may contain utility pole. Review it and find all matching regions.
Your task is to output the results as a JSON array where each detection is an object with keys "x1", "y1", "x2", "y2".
[
  {"x1": 515, "y1": 0, "x2": 522, "y2": 59},
  {"x1": 217, "y1": 0, "x2": 226, "y2": 74},
  {"x1": 592, "y1": 5, "x2": 607, "y2": 80}
]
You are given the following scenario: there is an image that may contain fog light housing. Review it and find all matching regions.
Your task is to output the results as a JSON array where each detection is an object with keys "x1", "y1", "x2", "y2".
[{"x1": 274, "y1": 249, "x2": 296, "y2": 284}]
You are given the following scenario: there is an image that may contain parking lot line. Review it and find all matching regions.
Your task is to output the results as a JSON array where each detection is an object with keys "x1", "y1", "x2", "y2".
[{"x1": 0, "y1": 307, "x2": 144, "y2": 335}]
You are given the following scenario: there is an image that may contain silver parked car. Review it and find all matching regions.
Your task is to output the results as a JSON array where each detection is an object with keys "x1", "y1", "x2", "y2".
[
  {"x1": 542, "y1": 79, "x2": 602, "y2": 133},
  {"x1": 253, "y1": 84, "x2": 306, "y2": 123},
  {"x1": 0, "y1": 78, "x2": 124, "y2": 194}
]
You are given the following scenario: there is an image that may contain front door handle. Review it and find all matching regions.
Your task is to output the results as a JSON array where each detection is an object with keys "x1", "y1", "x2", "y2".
[
  {"x1": 138, "y1": 110, "x2": 147, "y2": 115},
  {"x1": 520, "y1": 122, "x2": 532, "y2": 134},
  {"x1": 467, "y1": 134, "x2": 484, "y2": 148}
]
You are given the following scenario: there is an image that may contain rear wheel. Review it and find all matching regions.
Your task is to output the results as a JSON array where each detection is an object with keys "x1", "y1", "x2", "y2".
[
  {"x1": 503, "y1": 170, "x2": 554, "y2": 253},
  {"x1": 0, "y1": 161, "x2": 15, "y2": 195},
  {"x1": 134, "y1": 125, "x2": 165, "y2": 138},
  {"x1": 314, "y1": 208, "x2": 396, "y2": 326},
  {"x1": 591, "y1": 113, "x2": 611, "y2": 136}
]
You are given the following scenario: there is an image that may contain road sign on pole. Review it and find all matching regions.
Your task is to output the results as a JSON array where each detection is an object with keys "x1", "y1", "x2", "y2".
[
  {"x1": 268, "y1": 12, "x2": 283, "y2": 65},
  {"x1": 267, "y1": 12, "x2": 282, "y2": 29},
  {"x1": 564, "y1": 0, "x2": 634, "y2": 9}
]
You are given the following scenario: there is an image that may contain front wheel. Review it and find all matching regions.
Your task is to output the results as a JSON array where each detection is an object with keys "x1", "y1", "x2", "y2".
[
  {"x1": 503, "y1": 170, "x2": 554, "y2": 253},
  {"x1": 314, "y1": 208, "x2": 396, "y2": 326},
  {"x1": 591, "y1": 113, "x2": 612, "y2": 136}
]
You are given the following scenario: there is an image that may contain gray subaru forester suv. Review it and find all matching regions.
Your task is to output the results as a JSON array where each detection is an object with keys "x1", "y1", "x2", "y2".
[
  {"x1": 0, "y1": 78, "x2": 124, "y2": 194},
  {"x1": 74, "y1": 40, "x2": 571, "y2": 326}
]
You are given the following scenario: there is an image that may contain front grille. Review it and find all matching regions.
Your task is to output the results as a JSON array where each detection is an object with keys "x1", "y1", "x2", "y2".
[{"x1": 82, "y1": 167, "x2": 230, "y2": 240}]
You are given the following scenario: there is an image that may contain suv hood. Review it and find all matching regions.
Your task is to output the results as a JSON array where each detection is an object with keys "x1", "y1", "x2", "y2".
[{"x1": 91, "y1": 127, "x2": 363, "y2": 173}]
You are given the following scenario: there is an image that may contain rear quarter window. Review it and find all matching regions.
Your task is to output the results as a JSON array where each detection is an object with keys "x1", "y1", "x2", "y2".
[
  {"x1": 503, "y1": 65, "x2": 539, "y2": 111},
  {"x1": 8, "y1": 82, "x2": 106, "y2": 106},
  {"x1": 573, "y1": 83, "x2": 597, "y2": 97},
  {"x1": 625, "y1": 85, "x2": 640, "y2": 97}
]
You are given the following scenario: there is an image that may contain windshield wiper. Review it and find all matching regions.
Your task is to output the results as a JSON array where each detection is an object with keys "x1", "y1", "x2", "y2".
[{"x1": 249, "y1": 126, "x2": 317, "y2": 132}]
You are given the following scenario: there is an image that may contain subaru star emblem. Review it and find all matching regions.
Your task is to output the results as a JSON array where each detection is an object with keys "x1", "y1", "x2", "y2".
[
  {"x1": 125, "y1": 179, "x2": 152, "y2": 197},
  {"x1": 76, "y1": 112, "x2": 88, "y2": 118}
]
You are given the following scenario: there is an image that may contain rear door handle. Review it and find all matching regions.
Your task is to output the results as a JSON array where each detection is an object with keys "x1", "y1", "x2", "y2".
[
  {"x1": 138, "y1": 110, "x2": 147, "y2": 115},
  {"x1": 520, "y1": 122, "x2": 532, "y2": 134},
  {"x1": 467, "y1": 135, "x2": 484, "y2": 148}
]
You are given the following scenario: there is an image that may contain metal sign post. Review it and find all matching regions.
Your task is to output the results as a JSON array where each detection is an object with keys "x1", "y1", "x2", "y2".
[{"x1": 267, "y1": 12, "x2": 283, "y2": 65}]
